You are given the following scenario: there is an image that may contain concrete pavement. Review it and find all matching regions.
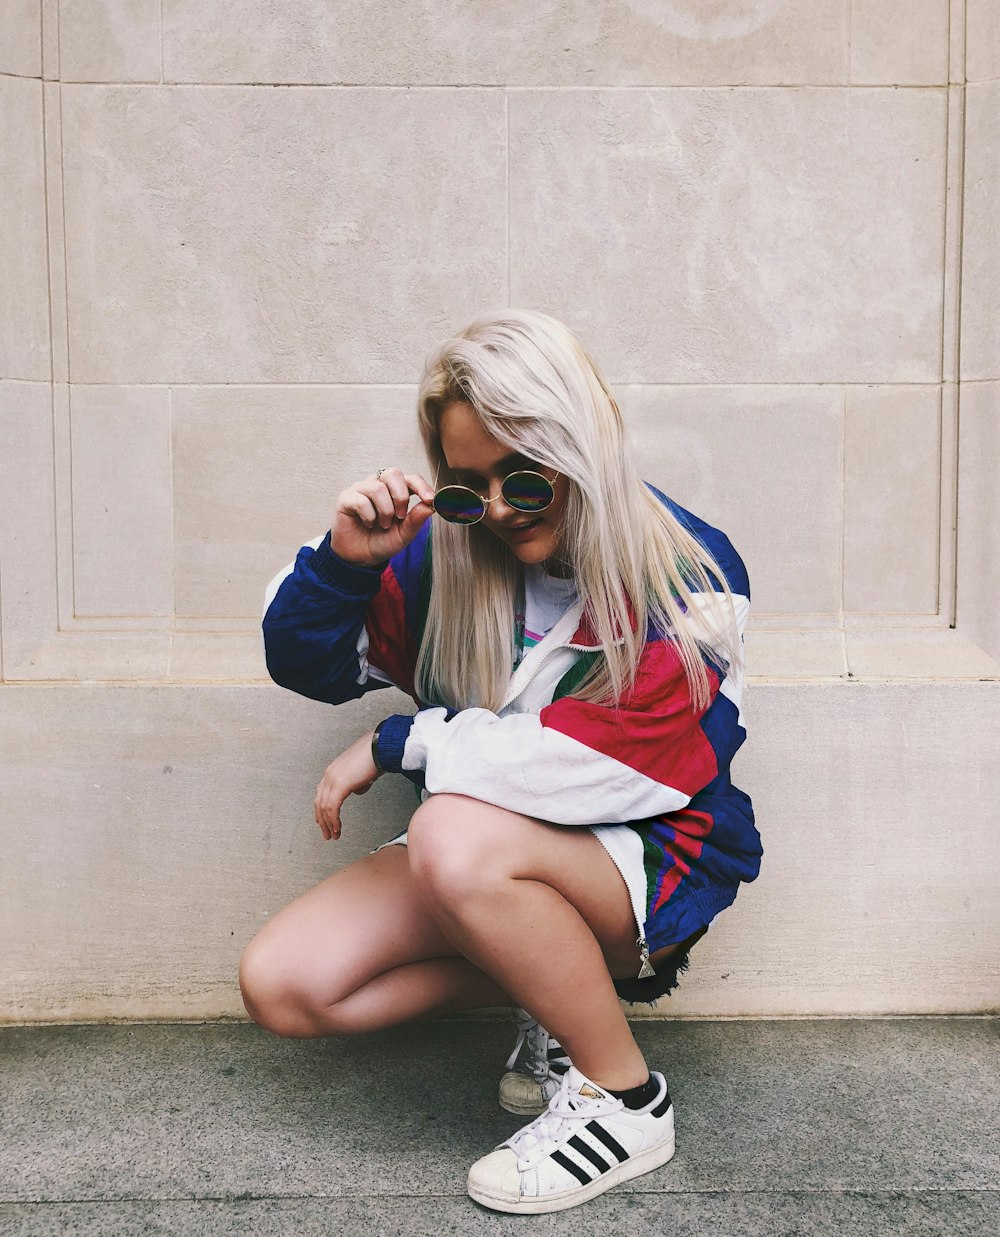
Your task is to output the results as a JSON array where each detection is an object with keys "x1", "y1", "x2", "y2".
[{"x1": 2, "y1": 1017, "x2": 998, "y2": 1234}]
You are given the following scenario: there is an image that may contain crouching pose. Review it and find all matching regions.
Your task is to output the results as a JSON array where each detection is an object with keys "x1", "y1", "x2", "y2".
[{"x1": 240, "y1": 307, "x2": 762, "y2": 1214}]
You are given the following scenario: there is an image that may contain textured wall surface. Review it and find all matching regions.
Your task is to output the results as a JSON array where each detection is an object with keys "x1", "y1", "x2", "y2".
[
  {"x1": 2, "y1": 681, "x2": 998, "y2": 1021},
  {"x1": 1, "y1": 1, "x2": 998, "y2": 1021}
]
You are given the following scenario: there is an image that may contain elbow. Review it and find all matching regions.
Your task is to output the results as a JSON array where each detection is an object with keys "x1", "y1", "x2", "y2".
[
  {"x1": 263, "y1": 646, "x2": 362, "y2": 706},
  {"x1": 261, "y1": 618, "x2": 313, "y2": 693},
  {"x1": 261, "y1": 627, "x2": 314, "y2": 695},
  {"x1": 263, "y1": 648, "x2": 300, "y2": 694}
]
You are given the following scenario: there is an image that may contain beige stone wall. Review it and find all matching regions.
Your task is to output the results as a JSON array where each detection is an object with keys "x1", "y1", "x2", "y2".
[
  {"x1": 959, "y1": 0, "x2": 1000, "y2": 662},
  {"x1": 2, "y1": 2, "x2": 998, "y2": 1021}
]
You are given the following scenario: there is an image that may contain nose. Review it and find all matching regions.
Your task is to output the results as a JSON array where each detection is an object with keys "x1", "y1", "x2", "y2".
[{"x1": 484, "y1": 479, "x2": 519, "y2": 524}]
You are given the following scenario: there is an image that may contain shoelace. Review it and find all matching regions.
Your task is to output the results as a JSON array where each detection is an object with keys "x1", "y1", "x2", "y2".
[
  {"x1": 504, "y1": 1009, "x2": 554, "y2": 1081},
  {"x1": 502, "y1": 1072, "x2": 624, "y2": 1167}
]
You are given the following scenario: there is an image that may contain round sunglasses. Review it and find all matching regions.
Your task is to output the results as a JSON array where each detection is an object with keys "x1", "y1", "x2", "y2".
[{"x1": 431, "y1": 467, "x2": 557, "y2": 525}]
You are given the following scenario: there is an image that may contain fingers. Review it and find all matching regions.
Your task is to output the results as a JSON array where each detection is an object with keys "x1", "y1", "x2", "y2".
[
  {"x1": 313, "y1": 794, "x2": 332, "y2": 840},
  {"x1": 376, "y1": 467, "x2": 422, "y2": 521},
  {"x1": 402, "y1": 472, "x2": 435, "y2": 508},
  {"x1": 400, "y1": 498, "x2": 434, "y2": 541},
  {"x1": 352, "y1": 477, "x2": 397, "y2": 531},
  {"x1": 314, "y1": 778, "x2": 346, "y2": 841},
  {"x1": 339, "y1": 469, "x2": 433, "y2": 532},
  {"x1": 314, "y1": 775, "x2": 381, "y2": 839},
  {"x1": 337, "y1": 489, "x2": 380, "y2": 531},
  {"x1": 314, "y1": 732, "x2": 383, "y2": 840}
]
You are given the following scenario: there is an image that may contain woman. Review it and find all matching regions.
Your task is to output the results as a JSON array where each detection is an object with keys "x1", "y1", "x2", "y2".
[{"x1": 241, "y1": 308, "x2": 762, "y2": 1214}]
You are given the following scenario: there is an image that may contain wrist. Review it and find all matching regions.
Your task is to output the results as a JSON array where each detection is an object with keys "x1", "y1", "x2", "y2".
[
  {"x1": 312, "y1": 533, "x2": 388, "y2": 590},
  {"x1": 328, "y1": 532, "x2": 389, "y2": 572},
  {"x1": 370, "y1": 722, "x2": 385, "y2": 773},
  {"x1": 369, "y1": 714, "x2": 415, "y2": 777}
]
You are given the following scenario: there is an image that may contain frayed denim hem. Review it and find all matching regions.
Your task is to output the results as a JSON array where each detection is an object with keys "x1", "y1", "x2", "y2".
[{"x1": 612, "y1": 926, "x2": 707, "y2": 1006}]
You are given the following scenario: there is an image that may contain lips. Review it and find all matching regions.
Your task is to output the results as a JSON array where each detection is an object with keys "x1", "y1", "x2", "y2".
[{"x1": 506, "y1": 518, "x2": 543, "y2": 541}]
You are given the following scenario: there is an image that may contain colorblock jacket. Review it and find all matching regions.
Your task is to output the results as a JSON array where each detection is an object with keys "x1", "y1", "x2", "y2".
[{"x1": 262, "y1": 484, "x2": 762, "y2": 968}]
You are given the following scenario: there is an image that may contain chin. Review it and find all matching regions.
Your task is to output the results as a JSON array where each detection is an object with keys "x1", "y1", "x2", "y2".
[{"x1": 512, "y1": 541, "x2": 556, "y2": 564}]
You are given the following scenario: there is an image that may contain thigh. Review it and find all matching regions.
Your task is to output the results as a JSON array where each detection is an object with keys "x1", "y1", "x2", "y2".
[
  {"x1": 241, "y1": 843, "x2": 462, "y2": 1005},
  {"x1": 514, "y1": 823, "x2": 643, "y2": 981},
  {"x1": 409, "y1": 795, "x2": 643, "y2": 981}
]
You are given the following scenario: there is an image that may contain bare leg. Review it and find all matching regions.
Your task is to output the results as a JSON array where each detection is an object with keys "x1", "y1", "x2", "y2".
[
  {"x1": 316, "y1": 954, "x2": 515, "y2": 1033},
  {"x1": 239, "y1": 844, "x2": 517, "y2": 1038},
  {"x1": 406, "y1": 794, "x2": 652, "y2": 1092}
]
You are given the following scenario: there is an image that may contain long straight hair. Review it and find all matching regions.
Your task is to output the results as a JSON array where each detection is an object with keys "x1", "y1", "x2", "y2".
[{"x1": 414, "y1": 309, "x2": 743, "y2": 714}]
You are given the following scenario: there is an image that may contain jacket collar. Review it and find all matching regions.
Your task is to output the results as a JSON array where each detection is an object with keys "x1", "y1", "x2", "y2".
[{"x1": 569, "y1": 597, "x2": 637, "y2": 650}]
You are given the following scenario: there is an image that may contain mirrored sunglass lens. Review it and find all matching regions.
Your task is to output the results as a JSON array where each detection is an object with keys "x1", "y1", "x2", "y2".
[
  {"x1": 433, "y1": 486, "x2": 484, "y2": 524},
  {"x1": 502, "y1": 471, "x2": 554, "y2": 512}
]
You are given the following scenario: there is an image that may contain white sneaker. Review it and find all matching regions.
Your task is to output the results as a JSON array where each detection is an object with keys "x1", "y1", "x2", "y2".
[
  {"x1": 498, "y1": 1008, "x2": 572, "y2": 1116},
  {"x1": 469, "y1": 1063, "x2": 675, "y2": 1213}
]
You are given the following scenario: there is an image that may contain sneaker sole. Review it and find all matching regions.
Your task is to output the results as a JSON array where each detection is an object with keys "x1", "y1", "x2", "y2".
[
  {"x1": 468, "y1": 1132, "x2": 676, "y2": 1214},
  {"x1": 498, "y1": 1096, "x2": 549, "y2": 1116},
  {"x1": 497, "y1": 1069, "x2": 553, "y2": 1116}
]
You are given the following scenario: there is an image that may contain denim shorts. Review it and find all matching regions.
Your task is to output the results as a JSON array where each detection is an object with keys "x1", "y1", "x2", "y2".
[{"x1": 611, "y1": 925, "x2": 709, "y2": 1006}]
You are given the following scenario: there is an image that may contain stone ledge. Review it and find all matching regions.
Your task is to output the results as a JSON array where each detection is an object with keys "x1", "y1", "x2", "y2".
[
  {"x1": 5, "y1": 628, "x2": 999, "y2": 685},
  {"x1": 746, "y1": 628, "x2": 1000, "y2": 681}
]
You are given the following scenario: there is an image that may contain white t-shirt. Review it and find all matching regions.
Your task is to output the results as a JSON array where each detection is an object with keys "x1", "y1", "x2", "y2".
[{"x1": 513, "y1": 562, "x2": 579, "y2": 669}]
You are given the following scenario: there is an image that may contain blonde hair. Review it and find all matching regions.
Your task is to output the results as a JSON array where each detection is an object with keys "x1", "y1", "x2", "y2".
[{"x1": 414, "y1": 309, "x2": 742, "y2": 714}]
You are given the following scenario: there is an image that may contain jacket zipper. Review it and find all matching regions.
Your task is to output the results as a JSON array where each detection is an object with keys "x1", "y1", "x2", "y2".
[
  {"x1": 593, "y1": 839, "x2": 656, "y2": 980},
  {"x1": 500, "y1": 635, "x2": 595, "y2": 712},
  {"x1": 500, "y1": 620, "x2": 600, "y2": 712}
]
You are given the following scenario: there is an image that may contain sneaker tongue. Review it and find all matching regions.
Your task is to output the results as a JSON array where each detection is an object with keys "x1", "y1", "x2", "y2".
[{"x1": 565, "y1": 1065, "x2": 616, "y2": 1102}]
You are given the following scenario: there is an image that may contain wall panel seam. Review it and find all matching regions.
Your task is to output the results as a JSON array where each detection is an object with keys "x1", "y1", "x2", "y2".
[
  {"x1": 167, "y1": 386, "x2": 175, "y2": 674},
  {"x1": 846, "y1": 0, "x2": 853, "y2": 84},
  {"x1": 951, "y1": 0, "x2": 968, "y2": 627},
  {"x1": 40, "y1": 61, "x2": 61, "y2": 646},
  {"x1": 504, "y1": 90, "x2": 509, "y2": 306},
  {"x1": 48, "y1": 83, "x2": 957, "y2": 91},
  {"x1": 60, "y1": 382, "x2": 958, "y2": 390}
]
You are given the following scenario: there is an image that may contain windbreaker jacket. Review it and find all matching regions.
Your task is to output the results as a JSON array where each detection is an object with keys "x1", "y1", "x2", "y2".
[{"x1": 262, "y1": 484, "x2": 762, "y2": 967}]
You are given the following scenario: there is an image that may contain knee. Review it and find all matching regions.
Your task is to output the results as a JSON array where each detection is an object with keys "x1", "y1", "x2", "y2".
[
  {"x1": 406, "y1": 794, "x2": 504, "y2": 899},
  {"x1": 238, "y1": 935, "x2": 315, "y2": 1038}
]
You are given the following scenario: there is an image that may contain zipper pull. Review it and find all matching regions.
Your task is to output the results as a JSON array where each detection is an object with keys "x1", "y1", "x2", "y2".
[{"x1": 637, "y1": 934, "x2": 656, "y2": 979}]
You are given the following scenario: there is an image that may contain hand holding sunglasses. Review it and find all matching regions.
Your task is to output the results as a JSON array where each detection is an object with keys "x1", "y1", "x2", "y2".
[
  {"x1": 331, "y1": 466, "x2": 436, "y2": 568},
  {"x1": 332, "y1": 463, "x2": 560, "y2": 567}
]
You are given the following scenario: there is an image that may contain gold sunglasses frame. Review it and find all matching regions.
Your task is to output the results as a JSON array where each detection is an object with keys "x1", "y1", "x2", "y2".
[{"x1": 430, "y1": 466, "x2": 558, "y2": 526}]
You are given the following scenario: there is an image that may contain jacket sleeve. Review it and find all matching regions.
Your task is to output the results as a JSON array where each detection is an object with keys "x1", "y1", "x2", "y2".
[
  {"x1": 374, "y1": 630, "x2": 743, "y2": 825},
  {"x1": 261, "y1": 531, "x2": 408, "y2": 705}
]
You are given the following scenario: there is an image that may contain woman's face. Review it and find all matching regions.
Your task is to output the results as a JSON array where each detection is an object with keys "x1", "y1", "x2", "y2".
[{"x1": 438, "y1": 401, "x2": 571, "y2": 572}]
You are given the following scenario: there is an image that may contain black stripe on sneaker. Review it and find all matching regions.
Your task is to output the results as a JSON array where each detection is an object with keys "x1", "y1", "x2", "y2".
[
  {"x1": 549, "y1": 1060, "x2": 569, "y2": 1075},
  {"x1": 547, "y1": 1045, "x2": 566, "y2": 1059},
  {"x1": 568, "y1": 1135, "x2": 612, "y2": 1175},
  {"x1": 651, "y1": 1090, "x2": 672, "y2": 1118},
  {"x1": 550, "y1": 1150, "x2": 593, "y2": 1186},
  {"x1": 586, "y1": 1120, "x2": 630, "y2": 1162}
]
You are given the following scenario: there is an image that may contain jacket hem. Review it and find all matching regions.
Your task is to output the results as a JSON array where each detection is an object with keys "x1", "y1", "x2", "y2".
[{"x1": 643, "y1": 881, "x2": 740, "y2": 954}]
